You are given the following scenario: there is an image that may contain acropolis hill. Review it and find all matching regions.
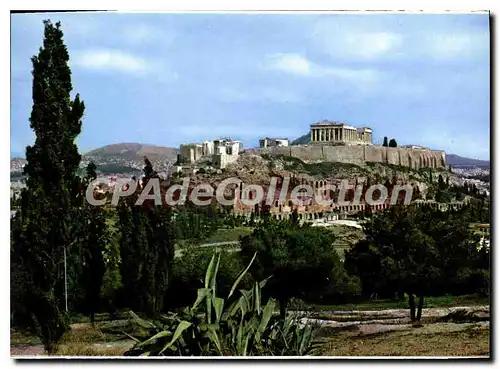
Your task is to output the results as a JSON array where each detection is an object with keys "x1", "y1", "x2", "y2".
[{"x1": 256, "y1": 120, "x2": 446, "y2": 170}]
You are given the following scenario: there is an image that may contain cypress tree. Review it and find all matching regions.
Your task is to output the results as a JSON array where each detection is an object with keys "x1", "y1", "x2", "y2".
[
  {"x1": 117, "y1": 159, "x2": 175, "y2": 316},
  {"x1": 389, "y1": 138, "x2": 397, "y2": 147},
  {"x1": 80, "y1": 162, "x2": 108, "y2": 323},
  {"x1": 382, "y1": 137, "x2": 388, "y2": 147},
  {"x1": 11, "y1": 20, "x2": 85, "y2": 353},
  {"x1": 117, "y1": 185, "x2": 145, "y2": 312}
]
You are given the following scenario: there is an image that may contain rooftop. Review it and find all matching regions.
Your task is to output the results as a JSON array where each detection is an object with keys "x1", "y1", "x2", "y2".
[{"x1": 310, "y1": 120, "x2": 347, "y2": 126}]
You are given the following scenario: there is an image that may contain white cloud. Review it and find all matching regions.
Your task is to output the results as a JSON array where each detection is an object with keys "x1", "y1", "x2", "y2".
[
  {"x1": 311, "y1": 18, "x2": 488, "y2": 63},
  {"x1": 266, "y1": 53, "x2": 312, "y2": 76},
  {"x1": 264, "y1": 53, "x2": 380, "y2": 84},
  {"x1": 311, "y1": 19, "x2": 403, "y2": 61},
  {"x1": 71, "y1": 49, "x2": 158, "y2": 75},
  {"x1": 122, "y1": 24, "x2": 176, "y2": 46},
  {"x1": 341, "y1": 32, "x2": 403, "y2": 60}
]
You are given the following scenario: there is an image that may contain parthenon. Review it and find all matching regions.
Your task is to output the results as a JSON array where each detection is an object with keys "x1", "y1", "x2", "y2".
[{"x1": 310, "y1": 120, "x2": 372, "y2": 145}]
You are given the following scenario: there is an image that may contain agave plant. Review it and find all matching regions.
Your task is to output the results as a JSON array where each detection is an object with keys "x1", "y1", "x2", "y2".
[{"x1": 125, "y1": 252, "x2": 314, "y2": 356}]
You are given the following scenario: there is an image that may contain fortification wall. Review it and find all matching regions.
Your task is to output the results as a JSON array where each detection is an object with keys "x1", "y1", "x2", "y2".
[
  {"x1": 290, "y1": 145, "x2": 323, "y2": 161},
  {"x1": 253, "y1": 145, "x2": 446, "y2": 170},
  {"x1": 364, "y1": 145, "x2": 384, "y2": 163},
  {"x1": 324, "y1": 145, "x2": 365, "y2": 164},
  {"x1": 386, "y1": 147, "x2": 400, "y2": 166}
]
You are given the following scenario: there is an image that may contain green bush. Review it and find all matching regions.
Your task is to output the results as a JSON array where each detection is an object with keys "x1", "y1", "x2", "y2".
[
  {"x1": 126, "y1": 253, "x2": 315, "y2": 356},
  {"x1": 167, "y1": 248, "x2": 253, "y2": 309}
]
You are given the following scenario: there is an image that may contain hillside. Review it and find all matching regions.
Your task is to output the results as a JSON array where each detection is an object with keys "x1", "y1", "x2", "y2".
[
  {"x1": 10, "y1": 143, "x2": 179, "y2": 176},
  {"x1": 291, "y1": 133, "x2": 311, "y2": 145},
  {"x1": 82, "y1": 143, "x2": 178, "y2": 175},
  {"x1": 84, "y1": 143, "x2": 178, "y2": 161},
  {"x1": 446, "y1": 154, "x2": 490, "y2": 168}
]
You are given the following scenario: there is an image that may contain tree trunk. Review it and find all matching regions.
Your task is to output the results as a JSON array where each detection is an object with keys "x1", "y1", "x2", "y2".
[
  {"x1": 408, "y1": 294, "x2": 416, "y2": 322},
  {"x1": 416, "y1": 295, "x2": 424, "y2": 322}
]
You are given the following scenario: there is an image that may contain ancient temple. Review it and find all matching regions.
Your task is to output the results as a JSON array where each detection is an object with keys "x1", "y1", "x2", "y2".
[{"x1": 310, "y1": 120, "x2": 372, "y2": 145}]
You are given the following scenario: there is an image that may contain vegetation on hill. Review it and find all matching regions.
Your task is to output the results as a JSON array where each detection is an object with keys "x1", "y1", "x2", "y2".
[{"x1": 96, "y1": 163, "x2": 139, "y2": 174}]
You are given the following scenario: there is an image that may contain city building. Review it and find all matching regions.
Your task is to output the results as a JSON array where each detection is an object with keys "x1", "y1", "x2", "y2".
[
  {"x1": 259, "y1": 137, "x2": 289, "y2": 148},
  {"x1": 179, "y1": 138, "x2": 242, "y2": 169}
]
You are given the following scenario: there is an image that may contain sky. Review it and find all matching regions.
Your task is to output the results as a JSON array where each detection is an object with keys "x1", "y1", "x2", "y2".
[{"x1": 11, "y1": 12, "x2": 490, "y2": 160}]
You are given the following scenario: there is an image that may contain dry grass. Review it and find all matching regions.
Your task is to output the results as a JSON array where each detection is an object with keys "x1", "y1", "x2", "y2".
[
  {"x1": 317, "y1": 326, "x2": 490, "y2": 357},
  {"x1": 60, "y1": 324, "x2": 108, "y2": 343},
  {"x1": 55, "y1": 344, "x2": 126, "y2": 356}
]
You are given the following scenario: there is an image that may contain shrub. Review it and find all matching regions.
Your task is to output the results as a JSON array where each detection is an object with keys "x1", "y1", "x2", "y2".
[
  {"x1": 125, "y1": 252, "x2": 315, "y2": 356},
  {"x1": 167, "y1": 248, "x2": 253, "y2": 309}
]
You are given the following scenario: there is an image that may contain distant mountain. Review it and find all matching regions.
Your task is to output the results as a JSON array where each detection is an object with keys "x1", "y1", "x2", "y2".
[
  {"x1": 84, "y1": 143, "x2": 178, "y2": 161},
  {"x1": 291, "y1": 133, "x2": 310, "y2": 145},
  {"x1": 10, "y1": 143, "x2": 179, "y2": 175},
  {"x1": 446, "y1": 154, "x2": 490, "y2": 168},
  {"x1": 83, "y1": 143, "x2": 179, "y2": 174}
]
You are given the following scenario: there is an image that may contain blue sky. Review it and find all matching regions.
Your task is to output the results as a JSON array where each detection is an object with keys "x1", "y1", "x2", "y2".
[{"x1": 11, "y1": 12, "x2": 490, "y2": 159}]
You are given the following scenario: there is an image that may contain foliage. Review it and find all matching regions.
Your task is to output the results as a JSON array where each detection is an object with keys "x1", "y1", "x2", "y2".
[
  {"x1": 77, "y1": 162, "x2": 110, "y2": 322},
  {"x1": 382, "y1": 137, "x2": 388, "y2": 147},
  {"x1": 126, "y1": 252, "x2": 315, "y2": 356},
  {"x1": 96, "y1": 163, "x2": 138, "y2": 174},
  {"x1": 168, "y1": 247, "x2": 253, "y2": 309},
  {"x1": 173, "y1": 204, "x2": 245, "y2": 242},
  {"x1": 345, "y1": 205, "x2": 489, "y2": 321},
  {"x1": 388, "y1": 138, "x2": 397, "y2": 147},
  {"x1": 10, "y1": 20, "x2": 85, "y2": 353},
  {"x1": 117, "y1": 158, "x2": 175, "y2": 317},
  {"x1": 240, "y1": 218, "x2": 339, "y2": 317}
]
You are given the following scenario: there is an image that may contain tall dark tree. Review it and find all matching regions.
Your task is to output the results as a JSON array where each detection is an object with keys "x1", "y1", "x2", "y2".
[
  {"x1": 388, "y1": 138, "x2": 397, "y2": 147},
  {"x1": 438, "y1": 174, "x2": 446, "y2": 189},
  {"x1": 117, "y1": 185, "x2": 146, "y2": 312},
  {"x1": 80, "y1": 162, "x2": 108, "y2": 323},
  {"x1": 382, "y1": 137, "x2": 388, "y2": 147},
  {"x1": 117, "y1": 159, "x2": 175, "y2": 316},
  {"x1": 140, "y1": 158, "x2": 175, "y2": 316},
  {"x1": 11, "y1": 20, "x2": 85, "y2": 353}
]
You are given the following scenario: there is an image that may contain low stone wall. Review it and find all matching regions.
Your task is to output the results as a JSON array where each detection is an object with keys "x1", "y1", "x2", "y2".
[{"x1": 254, "y1": 145, "x2": 446, "y2": 169}]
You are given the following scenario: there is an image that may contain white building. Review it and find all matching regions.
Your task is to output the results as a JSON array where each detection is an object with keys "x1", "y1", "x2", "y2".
[
  {"x1": 259, "y1": 137, "x2": 289, "y2": 148},
  {"x1": 179, "y1": 138, "x2": 242, "y2": 169}
]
